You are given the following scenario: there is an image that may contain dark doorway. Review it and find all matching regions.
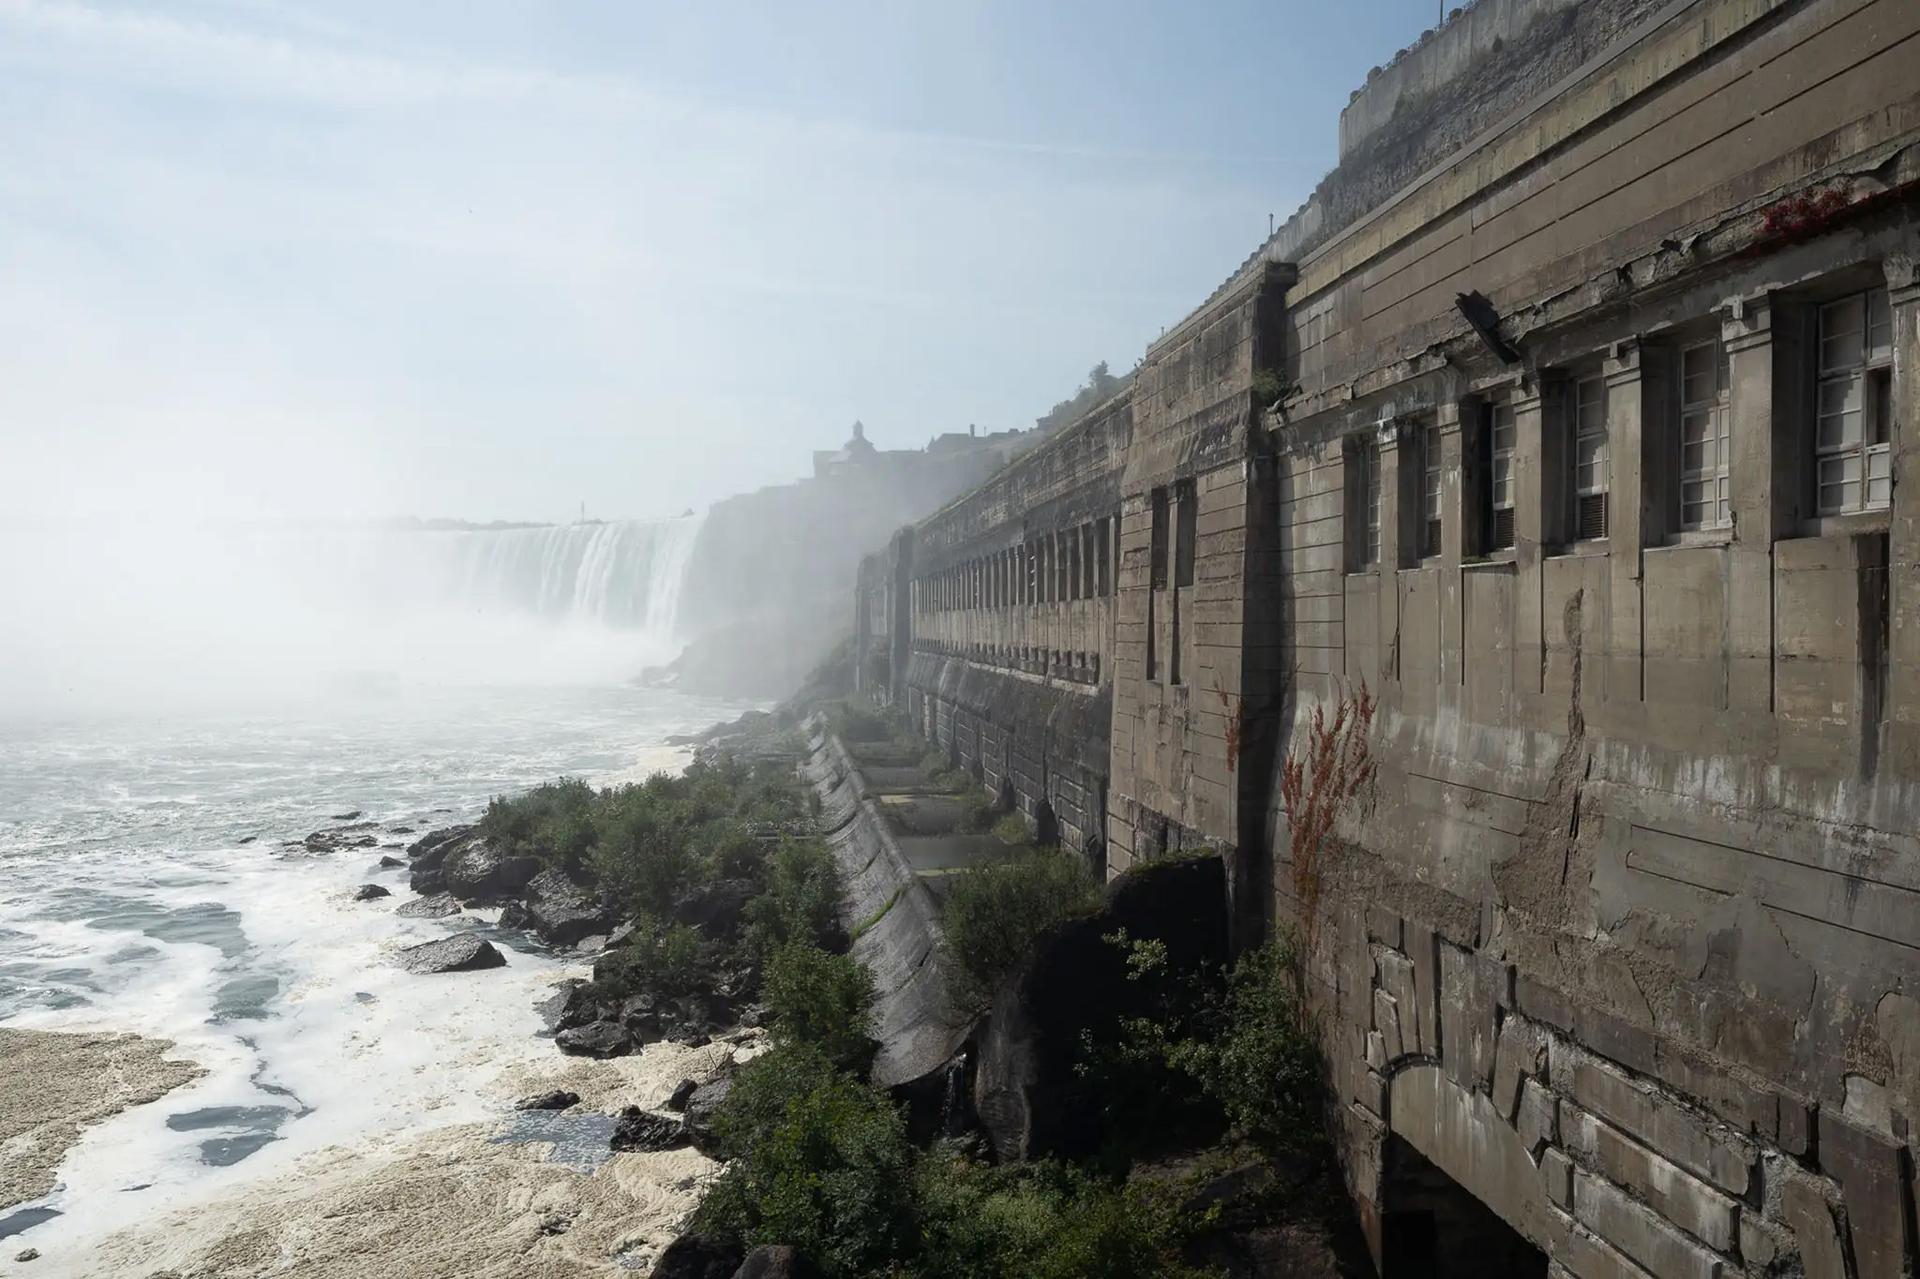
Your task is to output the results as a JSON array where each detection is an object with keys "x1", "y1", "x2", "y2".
[{"x1": 1382, "y1": 1138, "x2": 1546, "y2": 1278}]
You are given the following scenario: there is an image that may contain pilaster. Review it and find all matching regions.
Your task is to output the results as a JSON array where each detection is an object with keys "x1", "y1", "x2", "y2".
[
  {"x1": 1721, "y1": 294, "x2": 1791, "y2": 713},
  {"x1": 1602, "y1": 340, "x2": 1653, "y2": 703},
  {"x1": 1378, "y1": 418, "x2": 1407, "y2": 686},
  {"x1": 1513, "y1": 377, "x2": 1547, "y2": 702}
]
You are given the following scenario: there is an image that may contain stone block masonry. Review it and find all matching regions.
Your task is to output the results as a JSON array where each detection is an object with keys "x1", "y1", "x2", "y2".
[{"x1": 851, "y1": 0, "x2": 1920, "y2": 1271}]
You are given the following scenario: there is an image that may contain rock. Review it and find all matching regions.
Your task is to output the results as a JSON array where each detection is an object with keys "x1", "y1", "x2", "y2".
[
  {"x1": 535, "y1": 979, "x2": 590, "y2": 1033},
  {"x1": 515, "y1": 1090, "x2": 580, "y2": 1111},
  {"x1": 304, "y1": 829, "x2": 380, "y2": 854},
  {"x1": 237, "y1": 835, "x2": 257, "y2": 846},
  {"x1": 650, "y1": 1233, "x2": 744, "y2": 1279},
  {"x1": 388, "y1": 825, "x2": 415, "y2": 835},
  {"x1": 733, "y1": 1245, "x2": 805, "y2": 1279},
  {"x1": 667, "y1": 1078, "x2": 699, "y2": 1112},
  {"x1": 555, "y1": 1020, "x2": 632, "y2": 1058},
  {"x1": 498, "y1": 901, "x2": 533, "y2": 931},
  {"x1": 330, "y1": 809, "x2": 364, "y2": 821},
  {"x1": 521, "y1": 868, "x2": 613, "y2": 947},
  {"x1": 396, "y1": 893, "x2": 461, "y2": 919},
  {"x1": 378, "y1": 854, "x2": 405, "y2": 868},
  {"x1": 351, "y1": 884, "x2": 391, "y2": 901},
  {"x1": 611, "y1": 1106, "x2": 691, "y2": 1152},
  {"x1": 15, "y1": 1248, "x2": 40, "y2": 1263},
  {"x1": 406, "y1": 824, "x2": 472, "y2": 863},
  {"x1": 670, "y1": 879, "x2": 757, "y2": 940},
  {"x1": 443, "y1": 836, "x2": 540, "y2": 902},
  {"x1": 682, "y1": 1076, "x2": 733, "y2": 1154},
  {"x1": 398, "y1": 935, "x2": 506, "y2": 975}
]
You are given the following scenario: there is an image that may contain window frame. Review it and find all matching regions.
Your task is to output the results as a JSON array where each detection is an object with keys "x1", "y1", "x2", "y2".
[
  {"x1": 1813, "y1": 285, "x2": 1893, "y2": 517},
  {"x1": 1420, "y1": 423, "x2": 1443, "y2": 559},
  {"x1": 1570, "y1": 370, "x2": 1610, "y2": 542},
  {"x1": 1675, "y1": 336, "x2": 1732, "y2": 534},
  {"x1": 1486, "y1": 397, "x2": 1517, "y2": 552}
]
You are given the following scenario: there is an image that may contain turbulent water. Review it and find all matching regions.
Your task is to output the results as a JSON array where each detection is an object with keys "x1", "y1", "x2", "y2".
[{"x1": 0, "y1": 515, "x2": 751, "y2": 1272}]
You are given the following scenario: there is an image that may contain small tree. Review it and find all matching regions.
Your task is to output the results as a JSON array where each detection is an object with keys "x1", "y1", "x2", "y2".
[{"x1": 1279, "y1": 681, "x2": 1377, "y2": 955}]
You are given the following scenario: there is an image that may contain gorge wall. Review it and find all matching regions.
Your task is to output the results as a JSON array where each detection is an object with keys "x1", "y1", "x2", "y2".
[{"x1": 853, "y1": 1, "x2": 1920, "y2": 1274}]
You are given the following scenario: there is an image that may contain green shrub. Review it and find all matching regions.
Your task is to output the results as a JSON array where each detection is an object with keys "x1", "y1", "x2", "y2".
[
  {"x1": 588, "y1": 778, "x2": 701, "y2": 915},
  {"x1": 698, "y1": 818, "x2": 767, "y2": 883},
  {"x1": 1170, "y1": 934, "x2": 1324, "y2": 1157},
  {"x1": 954, "y1": 787, "x2": 998, "y2": 833},
  {"x1": 990, "y1": 813, "x2": 1031, "y2": 845},
  {"x1": 479, "y1": 777, "x2": 599, "y2": 874},
  {"x1": 941, "y1": 848, "x2": 1101, "y2": 1011},
  {"x1": 829, "y1": 700, "x2": 894, "y2": 743},
  {"x1": 743, "y1": 838, "x2": 845, "y2": 960},
  {"x1": 693, "y1": 1044, "x2": 915, "y2": 1277},
  {"x1": 586, "y1": 915, "x2": 704, "y2": 1001},
  {"x1": 910, "y1": 1154, "x2": 1210, "y2": 1279},
  {"x1": 764, "y1": 941, "x2": 876, "y2": 1070}
]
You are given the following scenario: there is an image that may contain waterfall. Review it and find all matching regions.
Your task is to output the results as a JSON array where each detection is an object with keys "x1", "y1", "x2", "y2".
[{"x1": 393, "y1": 515, "x2": 704, "y2": 643}]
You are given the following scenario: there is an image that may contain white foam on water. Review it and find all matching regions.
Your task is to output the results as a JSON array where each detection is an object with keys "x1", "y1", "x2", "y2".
[{"x1": 0, "y1": 681, "x2": 758, "y2": 1273}]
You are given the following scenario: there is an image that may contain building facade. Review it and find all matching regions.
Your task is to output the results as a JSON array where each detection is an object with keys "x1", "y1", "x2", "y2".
[{"x1": 854, "y1": 1, "x2": 1920, "y2": 1273}]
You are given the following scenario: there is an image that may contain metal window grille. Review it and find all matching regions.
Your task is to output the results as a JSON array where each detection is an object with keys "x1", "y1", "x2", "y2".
[{"x1": 1815, "y1": 287, "x2": 1893, "y2": 515}]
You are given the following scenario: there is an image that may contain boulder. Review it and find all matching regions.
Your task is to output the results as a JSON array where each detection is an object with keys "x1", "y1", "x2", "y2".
[
  {"x1": 670, "y1": 879, "x2": 757, "y2": 940},
  {"x1": 522, "y1": 869, "x2": 613, "y2": 947},
  {"x1": 378, "y1": 855, "x2": 406, "y2": 868},
  {"x1": 399, "y1": 934, "x2": 506, "y2": 975},
  {"x1": 610, "y1": 1106, "x2": 691, "y2": 1153},
  {"x1": 650, "y1": 1234, "x2": 744, "y2": 1279},
  {"x1": 330, "y1": 809, "x2": 364, "y2": 821},
  {"x1": 733, "y1": 1245, "x2": 805, "y2": 1279},
  {"x1": 443, "y1": 837, "x2": 541, "y2": 903},
  {"x1": 304, "y1": 829, "x2": 379, "y2": 854},
  {"x1": 499, "y1": 901, "x2": 533, "y2": 930},
  {"x1": 682, "y1": 1076, "x2": 733, "y2": 1154},
  {"x1": 555, "y1": 1020, "x2": 632, "y2": 1058},
  {"x1": 535, "y1": 979, "x2": 591, "y2": 1033},
  {"x1": 351, "y1": 884, "x2": 391, "y2": 901},
  {"x1": 666, "y1": 1078, "x2": 699, "y2": 1112},
  {"x1": 405, "y1": 824, "x2": 472, "y2": 866},
  {"x1": 515, "y1": 1090, "x2": 580, "y2": 1111},
  {"x1": 396, "y1": 893, "x2": 461, "y2": 920}
]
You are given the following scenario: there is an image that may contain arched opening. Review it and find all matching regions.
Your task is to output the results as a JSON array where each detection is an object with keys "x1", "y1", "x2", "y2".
[
  {"x1": 1083, "y1": 835, "x2": 1108, "y2": 880},
  {"x1": 1033, "y1": 800, "x2": 1060, "y2": 848},
  {"x1": 1381, "y1": 1137, "x2": 1546, "y2": 1278}
]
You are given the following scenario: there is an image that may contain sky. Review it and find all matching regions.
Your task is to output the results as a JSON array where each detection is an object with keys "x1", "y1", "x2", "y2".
[{"x1": 1, "y1": 0, "x2": 1451, "y2": 524}]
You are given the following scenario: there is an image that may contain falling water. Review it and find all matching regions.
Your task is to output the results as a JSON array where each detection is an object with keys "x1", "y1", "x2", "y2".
[{"x1": 400, "y1": 515, "x2": 704, "y2": 641}]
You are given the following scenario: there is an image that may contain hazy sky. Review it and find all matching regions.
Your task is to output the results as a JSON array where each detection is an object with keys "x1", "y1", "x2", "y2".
[{"x1": 3, "y1": 0, "x2": 1448, "y2": 524}]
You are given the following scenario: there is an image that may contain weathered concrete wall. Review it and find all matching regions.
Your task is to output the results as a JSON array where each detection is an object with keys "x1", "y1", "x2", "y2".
[{"x1": 853, "y1": 0, "x2": 1920, "y2": 1273}]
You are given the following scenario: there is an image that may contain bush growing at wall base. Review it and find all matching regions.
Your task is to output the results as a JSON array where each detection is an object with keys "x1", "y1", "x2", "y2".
[
  {"x1": 941, "y1": 847, "x2": 1102, "y2": 1012},
  {"x1": 764, "y1": 939, "x2": 876, "y2": 1071}
]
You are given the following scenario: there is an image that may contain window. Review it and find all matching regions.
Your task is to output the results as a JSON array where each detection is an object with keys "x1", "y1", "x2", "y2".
[
  {"x1": 1149, "y1": 487, "x2": 1169, "y2": 588},
  {"x1": 1420, "y1": 424, "x2": 1443, "y2": 557},
  {"x1": 1815, "y1": 286, "x2": 1893, "y2": 515},
  {"x1": 1174, "y1": 481, "x2": 1197, "y2": 587},
  {"x1": 1094, "y1": 518, "x2": 1110, "y2": 596},
  {"x1": 1487, "y1": 399, "x2": 1516, "y2": 550},
  {"x1": 1678, "y1": 339, "x2": 1731, "y2": 530},
  {"x1": 1353, "y1": 441, "x2": 1381, "y2": 567},
  {"x1": 1572, "y1": 373, "x2": 1609, "y2": 540}
]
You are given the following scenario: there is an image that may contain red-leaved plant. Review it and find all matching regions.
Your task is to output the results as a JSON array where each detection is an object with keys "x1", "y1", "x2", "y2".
[{"x1": 1280, "y1": 680, "x2": 1377, "y2": 957}]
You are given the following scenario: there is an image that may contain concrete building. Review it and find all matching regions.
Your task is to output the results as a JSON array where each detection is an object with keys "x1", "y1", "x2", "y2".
[{"x1": 854, "y1": 0, "x2": 1920, "y2": 1273}]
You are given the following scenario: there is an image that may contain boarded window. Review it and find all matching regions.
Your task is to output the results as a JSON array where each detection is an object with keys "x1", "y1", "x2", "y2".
[
  {"x1": 1174, "y1": 481, "x2": 1197, "y2": 587},
  {"x1": 1150, "y1": 487, "x2": 1170, "y2": 588}
]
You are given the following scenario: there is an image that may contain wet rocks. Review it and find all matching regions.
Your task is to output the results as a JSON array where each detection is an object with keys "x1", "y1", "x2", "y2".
[
  {"x1": 610, "y1": 1106, "x2": 690, "y2": 1153},
  {"x1": 378, "y1": 854, "x2": 405, "y2": 868},
  {"x1": 443, "y1": 837, "x2": 540, "y2": 903},
  {"x1": 351, "y1": 884, "x2": 391, "y2": 902},
  {"x1": 682, "y1": 1076, "x2": 733, "y2": 1154},
  {"x1": 670, "y1": 878, "x2": 757, "y2": 941},
  {"x1": 404, "y1": 824, "x2": 472, "y2": 894},
  {"x1": 666, "y1": 1078, "x2": 699, "y2": 1112},
  {"x1": 398, "y1": 934, "x2": 505, "y2": 975},
  {"x1": 650, "y1": 1233, "x2": 744, "y2": 1279},
  {"x1": 520, "y1": 869, "x2": 613, "y2": 947},
  {"x1": 735, "y1": 1245, "x2": 806, "y2": 1279},
  {"x1": 302, "y1": 824, "x2": 381, "y2": 854},
  {"x1": 535, "y1": 979, "x2": 590, "y2": 1033},
  {"x1": 396, "y1": 893, "x2": 461, "y2": 919},
  {"x1": 514, "y1": 1089, "x2": 580, "y2": 1111},
  {"x1": 555, "y1": 1020, "x2": 632, "y2": 1058},
  {"x1": 329, "y1": 809, "x2": 364, "y2": 821}
]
